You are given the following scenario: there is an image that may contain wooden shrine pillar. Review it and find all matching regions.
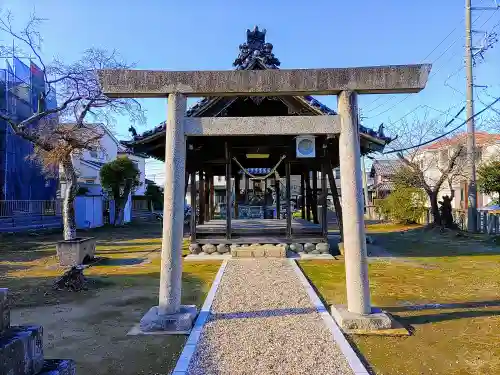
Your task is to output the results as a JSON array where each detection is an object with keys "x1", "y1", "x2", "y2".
[
  {"x1": 244, "y1": 174, "x2": 250, "y2": 204},
  {"x1": 305, "y1": 170, "x2": 312, "y2": 222},
  {"x1": 275, "y1": 177, "x2": 280, "y2": 219},
  {"x1": 312, "y1": 167, "x2": 319, "y2": 224},
  {"x1": 198, "y1": 170, "x2": 205, "y2": 225},
  {"x1": 209, "y1": 175, "x2": 215, "y2": 220},
  {"x1": 286, "y1": 161, "x2": 292, "y2": 238},
  {"x1": 321, "y1": 158, "x2": 328, "y2": 238},
  {"x1": 234, "y1": 171, "x2": 240, "y2": 219},
  {"x1": 300, "y1": 173, "x2": 306, "y2": 219},
  {"x1": 263, "y1": 178, "x2": 268, "y2": 219},
  {"x1": 190, "y1": 170, "x2": 197, "y2": 243},
  {"x1": 326, "y1": 147, "x2": 344, "y2": 240},
  {"x1": 225, "y1": 142, "x2": 232, "y2": 239},
  {"x1": 184, "y1": 171, "x2": 189, "y2": 204},
  {"x1": 204, "y1": 171, "x2": 211, "y2": 222}
]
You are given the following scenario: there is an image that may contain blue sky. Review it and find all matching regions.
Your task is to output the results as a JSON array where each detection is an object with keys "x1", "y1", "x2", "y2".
[{"x1": 1, "y1": 0, "x2": 499, "y2": 183}]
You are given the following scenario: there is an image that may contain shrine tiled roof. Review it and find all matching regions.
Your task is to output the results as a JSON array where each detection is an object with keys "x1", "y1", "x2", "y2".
[{"x1": 127, "y1": 26, "x2": 388, "y2": 144}]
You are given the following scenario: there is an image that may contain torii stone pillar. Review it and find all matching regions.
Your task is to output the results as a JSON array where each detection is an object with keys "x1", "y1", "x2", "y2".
[
  {"x1": 338, "y1": 91, "x2": 370, "y2": 314},
  {"x1": 140, "y1": 93, "x2": 197, "y2": 332},
  {"x1": 335, "y1": 90, "x2": 391, "y2": 330}
]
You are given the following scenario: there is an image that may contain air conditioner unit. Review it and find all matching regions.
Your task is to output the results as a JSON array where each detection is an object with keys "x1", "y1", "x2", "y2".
[{"x1": 296, "y1": 135, "x2": 316, "y2": 158}]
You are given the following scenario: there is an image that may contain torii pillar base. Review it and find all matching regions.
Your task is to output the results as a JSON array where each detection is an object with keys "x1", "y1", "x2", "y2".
[{"x1": 138, "y1": 305, "x2": 197, "y2": 334}]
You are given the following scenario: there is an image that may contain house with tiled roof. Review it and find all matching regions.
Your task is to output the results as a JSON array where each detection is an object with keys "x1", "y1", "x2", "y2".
[
  {"x1": 414, "y1": 131, "x2": 500, "y2": 208},
  {"x1": 369, "y1": 159, "x2": 404, "y2": 201}
]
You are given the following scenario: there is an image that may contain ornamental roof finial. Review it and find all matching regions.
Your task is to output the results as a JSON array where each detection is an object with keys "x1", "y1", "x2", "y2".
[
  {"x1": 246, "y1": 26, "x2": 267, "y2": 49},
  {"x1": 234, "y1": 26, "x2": 280, "y2": 69}
]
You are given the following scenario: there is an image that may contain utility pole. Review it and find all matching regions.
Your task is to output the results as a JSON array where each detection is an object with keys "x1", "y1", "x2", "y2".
[
  {"x1": 361, "y1": 156, "x2": 369, "y2": 210},
  {"x1": 465, "y1": 0, "x2": 477, "y2": 232}
]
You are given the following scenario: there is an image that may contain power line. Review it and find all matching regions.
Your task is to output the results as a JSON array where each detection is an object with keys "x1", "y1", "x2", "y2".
[
  {"x1": 364, "y1": 19, "x2": 465, "y2": 112},
  {"x1": 383, "y1": 95, "x2": 499, "y2": 154},
  {"x1": 366, "y1": 12, "x2": 488, "y2": 119}
]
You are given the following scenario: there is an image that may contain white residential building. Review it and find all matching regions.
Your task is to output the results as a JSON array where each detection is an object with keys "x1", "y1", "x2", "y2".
[
  {"x1": 60, "y1": 124, "x2": 147, "y2": 197},
  {"x1": 414, "y1": 131, "x2": 500, "y2": 209}
]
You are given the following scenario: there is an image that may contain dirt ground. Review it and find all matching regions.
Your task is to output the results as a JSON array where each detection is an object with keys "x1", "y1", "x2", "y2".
[
  {"x1": 1, "y1": 223, "x2": 220, "y2": 375},
  {"x1": 12, "y1": 286, "x2": 188, "y2": 375}
]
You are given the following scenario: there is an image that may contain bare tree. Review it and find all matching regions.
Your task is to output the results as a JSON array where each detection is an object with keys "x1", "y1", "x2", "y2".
[
  {"x1": 384, "y1": 113, "x2": 467, "y2": 225},
  {"x1": 0, "y1": 12, "x2": 144, "y2": 240}
]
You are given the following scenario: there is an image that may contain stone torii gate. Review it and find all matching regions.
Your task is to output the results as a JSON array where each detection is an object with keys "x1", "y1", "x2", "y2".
[{"x1": 98, "y1": 65, "x2": 431, "y2": 332}]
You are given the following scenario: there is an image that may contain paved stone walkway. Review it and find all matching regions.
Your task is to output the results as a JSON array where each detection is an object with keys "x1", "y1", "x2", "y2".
[{"x1": 186, "y1": 259, "x2": 355, "y2": 375}]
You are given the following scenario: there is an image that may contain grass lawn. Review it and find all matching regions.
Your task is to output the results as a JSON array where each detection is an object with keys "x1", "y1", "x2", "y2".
[
  {"x1": 0, "y1": 222, "x2": 221, "y2": 375},
  {"x1": 300, "y1": 226, "x2": 500, "y2": 375}
]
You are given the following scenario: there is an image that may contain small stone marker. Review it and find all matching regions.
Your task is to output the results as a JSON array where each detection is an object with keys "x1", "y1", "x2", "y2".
[{"x1": 0, "y1": 289, "x2": 77, "y2": 374}]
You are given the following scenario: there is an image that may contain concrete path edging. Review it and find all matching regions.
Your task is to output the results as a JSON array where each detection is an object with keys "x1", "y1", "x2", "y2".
[
  {"x1": 171, "y1": 260, "x2": 228, "y2": 375},
  {"x1": 290, "y1": 260, "x2": 371, "y2": 375}
]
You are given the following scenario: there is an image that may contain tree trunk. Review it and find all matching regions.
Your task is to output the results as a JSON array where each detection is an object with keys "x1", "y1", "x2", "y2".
[
  {"x1": 429, "y1": 191, "x2": 440, "y2": 225},
  {"x1": 61, "y1": 158, "x2": 78, "y2": 241},
  {"x1": 114, "y1": 185, "x2": 132, "y2": 226},
  {"x1": 114, "y1": 205, "x2": 125, "y2": 226}
]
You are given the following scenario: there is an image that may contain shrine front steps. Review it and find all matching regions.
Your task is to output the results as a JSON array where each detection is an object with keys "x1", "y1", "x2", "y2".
[{"x1": 230, "y1": 244, "x2": 287, "y2": 258}]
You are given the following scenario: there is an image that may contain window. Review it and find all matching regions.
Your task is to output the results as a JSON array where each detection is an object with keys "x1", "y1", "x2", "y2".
[
  {"x1": 89, "y1": 151, "x2": 98, "y2": 158},
  {"x1": 217, "y1": 176, "x2": 222, "y2": 182},
  {"x1": 85, "y1": 179, "x2": 95, "y2": 184}
]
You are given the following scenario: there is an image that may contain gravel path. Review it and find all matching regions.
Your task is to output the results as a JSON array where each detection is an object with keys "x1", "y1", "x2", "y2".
[{"x1": 186, "y1": 259, "x2": 355, "y2": 375}]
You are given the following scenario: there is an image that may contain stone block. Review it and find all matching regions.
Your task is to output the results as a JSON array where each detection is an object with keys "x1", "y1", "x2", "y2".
[
  {"x1": 232, "y1": 248, "x2": 254, "y2": 258},
  {"x1": 0, "y1": 288, "x2": 10, "y2": 335},
  {"x1": 316, "y1": 242, "x2": 330, "y2": 254},
  {"x1": 330, "y1": 305, "x2": 392, "y2": 332},
  {"x1": 189, "y1": 244, "x2": 201, "y2": 254},
  {"x1": 252, "y1": 247, "x2": 266, "y2": 257},
  {"x1": 265, "y1": 246, "x2": 286, "y2": 258},
  {"x1": 304, "y1": 243, "x2": 315, "y2": 253},
  {"x1": 56, "y1": 237, "x2": 96, "y2": 266},
  {"x1": 216, "y1": 244, "x2": 229, "y2": 254},
  {"x1": 139, "y1": 305, "x2": 197, "y2": 333},
  {"x1": 202, "y1": 244, "x2": 216, "y2": 254},
  {"x1": 311, "y1": 250, "x2": 321, "y2": 255},
  {"x1": 289, "y1": 243, "x2": 304, "y2": 253},
  {"x1": 38, "y1": 359, "x2": 76, "y2": 375},
  {"x1": 277, "y1": 243, "x2": 289, "y2": 251},
  {"x1": 0, "y1": 325, "x2": 44, "y2": 375}
]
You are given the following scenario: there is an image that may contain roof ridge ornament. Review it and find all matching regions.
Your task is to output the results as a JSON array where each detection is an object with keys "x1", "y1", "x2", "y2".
[{"x1": 233, "y1": 26, "x2": 280, "y2": 70}]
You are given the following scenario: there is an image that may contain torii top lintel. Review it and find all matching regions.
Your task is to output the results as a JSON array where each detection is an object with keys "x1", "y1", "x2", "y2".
[{"x1": 98, "y1": 64, "x2": 432, "y2": 98}]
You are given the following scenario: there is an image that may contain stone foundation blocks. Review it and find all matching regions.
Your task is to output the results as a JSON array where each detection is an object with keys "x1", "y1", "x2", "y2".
[
  {"x1": 0, "y1": 289, "x2": 78, "y2": 375},
  {"x1": 289, "y1": 243, "x2": 304, "y2": 253},
  {"x1": 216, "y1": 244, "x2": 229, "y2": 254},
  {"x1": 303, "y1": 243, "x2": 315, "y2": 253},
  {"x1": 201, "y1": 244, "x2": 216, "y2": 254},
  {"x1": 39, "y1": 359, "x2": 76, "y2": 375},
  {"x1": 139, "y1": 305, "x2": 197, "y2": 333},
  {"x1": 276, "y1": 243, "x2": 289, "y2": 251},
  {"x1": 56, "y1": 237, "x2": 96, "y2": 266},
  {"x1": 0, "y1": 288, "x2": 10, "y2": 335},
  {"x1": 316, "y1": 242, "x2": 330, "y2": 254},
  {"x1": 189, "y1": 244, "x2": 201, "y2": 254},
  {"x1": 0, "y1": 325, "x2": 44, "y2": 375}
]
